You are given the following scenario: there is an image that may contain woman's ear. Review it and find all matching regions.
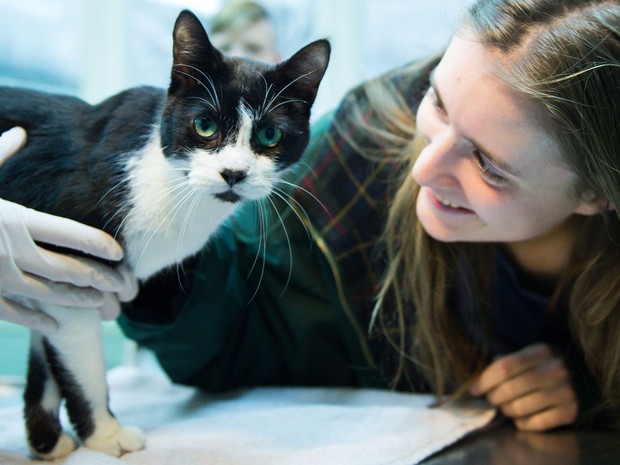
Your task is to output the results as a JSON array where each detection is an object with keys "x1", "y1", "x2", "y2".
[{"x1": 574, "y1": 191, "x2": 615, "y2": 216}]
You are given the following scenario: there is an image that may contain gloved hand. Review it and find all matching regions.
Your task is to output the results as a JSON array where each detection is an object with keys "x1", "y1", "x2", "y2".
[
  {"x1": 0, "y1": 127, "x2": 135, "y2": 333},
  {"x1": 100, "y1": 264, "x2": 139, "y2": 320}
]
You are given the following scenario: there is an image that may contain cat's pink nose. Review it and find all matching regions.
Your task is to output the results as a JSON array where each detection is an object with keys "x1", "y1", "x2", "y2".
[{"x1": 220, "y1": 169, "x2": 247, "y2": 186}]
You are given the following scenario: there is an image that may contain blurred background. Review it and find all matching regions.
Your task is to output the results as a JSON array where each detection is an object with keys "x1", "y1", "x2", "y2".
[
  {"x1": 0, "y1": 0, "x2": 475, "y2": 117},
  {"x1": 0, "y1": 0, "x2": 474, "y2": 380}
]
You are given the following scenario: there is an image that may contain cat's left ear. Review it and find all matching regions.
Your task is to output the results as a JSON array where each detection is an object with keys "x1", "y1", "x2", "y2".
[
  {"x1": 274, "y1": 39, "x2": 331, "y2": 107},
  {"x1": 170, "y1": 10, "x2": 224, "y2": 92}
]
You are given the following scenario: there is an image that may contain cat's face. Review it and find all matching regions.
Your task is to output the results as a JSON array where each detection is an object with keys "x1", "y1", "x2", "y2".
[{"x1": 160, "y1": 10, "x2": 330, "y2": 204}]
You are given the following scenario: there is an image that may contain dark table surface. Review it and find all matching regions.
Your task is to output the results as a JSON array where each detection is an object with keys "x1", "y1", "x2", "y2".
[{"x1": 422, "y1": 422, "x2": 619, "y2": 464}]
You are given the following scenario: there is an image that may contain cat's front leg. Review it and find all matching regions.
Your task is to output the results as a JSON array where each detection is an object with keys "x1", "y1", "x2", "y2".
[
  {"x1": 24, "y1": 332, "x2": 77, "y2": 459},
  {"x1": 43, "y1": 305, "x2": 146, "y2": 457}
]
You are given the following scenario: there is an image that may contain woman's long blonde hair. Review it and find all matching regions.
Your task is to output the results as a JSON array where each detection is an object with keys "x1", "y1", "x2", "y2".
[{"x1": 372, "y1": 0, "x2": 620, "y2": 424}]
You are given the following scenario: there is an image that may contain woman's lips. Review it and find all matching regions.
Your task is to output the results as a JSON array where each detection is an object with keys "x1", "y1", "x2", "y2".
[{"x1": 427, "y1": 189, "x2": 474, "y2": 214}]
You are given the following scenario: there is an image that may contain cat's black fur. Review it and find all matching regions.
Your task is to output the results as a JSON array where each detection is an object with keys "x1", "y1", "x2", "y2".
[
  {"x1": 0, "y1": 86, "x2": 159, "y2": 234},
  {"x1": 0, "y1": 10, "x2": 329, "y2": 459}
]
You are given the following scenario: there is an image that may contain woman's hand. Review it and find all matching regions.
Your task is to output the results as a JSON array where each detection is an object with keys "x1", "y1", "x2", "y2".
[
  {"x1": 0, "y1": 127, "x2": 136, "y2": 333},
  {"x1": 469, "y1": 343, "x2": 578, "y2": 432}
]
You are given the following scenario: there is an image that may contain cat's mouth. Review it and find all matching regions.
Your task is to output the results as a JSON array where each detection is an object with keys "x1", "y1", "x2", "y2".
[{"x1": 215, "y1": 190, "x2": 242, "y2": 203}]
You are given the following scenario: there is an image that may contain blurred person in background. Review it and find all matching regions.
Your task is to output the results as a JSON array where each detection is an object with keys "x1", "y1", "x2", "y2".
[{"x1": 209, "y1": 0, "x2": 280, "y2": 63}]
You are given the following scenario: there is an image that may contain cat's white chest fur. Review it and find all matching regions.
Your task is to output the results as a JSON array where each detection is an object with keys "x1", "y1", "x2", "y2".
[{"x1": 121, "y1": 130, "x2": 243, "y2": 280}]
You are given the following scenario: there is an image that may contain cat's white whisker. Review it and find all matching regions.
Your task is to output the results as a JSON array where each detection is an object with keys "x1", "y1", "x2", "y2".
[
  {"x1": 177, "y1": 188, "x2": 202, "y2": 257},
  {"x1": 172, "y1": 68, "x2": 220, "y2": 110},
  {"x1": 254, "y1": 71, "x2": 273, "y2": 120},
  {"x1": 174, "y1": 187, "x2": 202, "y2": 287},
  {"x1": 178, "y1": 189, "x2": 201, "y2": 252},
  {"x1": 245, "y1": 201, "x2": 263, "y2": 280},
  {"x1": 267, "y1": 98, "x2": 308, "y2": 114},
  {"x1": 262, "y1": 69, "x2": 318, "y2": 116},
  {"x1": 97, "y1": 174, "x2": 136, "y2": 233},
  {"x1": 174, "y1": 63, "x2": 220, "y2": 109},
  {"x1": 270, "y1": 187, "x2": 313, "y2": 244},
  {"x1": 96, "y1": 175, "x2": 131, "y2": 208},
  {"x1": 274, "y1": 179, "x2": 331, "y2": 218},
  {"x1": 149, "y1": 179, "x2": 194, "y2": 224},
  {"x1": 188, "y1": 96, "x2": 218, "y2": 113},
  {"x1": 163, "y1": 183, "x2": 196, "y2": 239},
  {"x1": 106, "y1": 199, "x2": 134, "y2": 240},
  {"x1": 132, "y1": 177, "x2": 192, "y2": 229},
  {"x1": 246, "y1": 200, "x2": 269, "y2": 304},
  {"x1": 110, "y1": 176, "x2": 176, "y2": 241},
  {"x1": 265, "y1": 195, "x2": 293, "y2": 297},
  {"x1": 133, "y1": 182, "x2": 197, "y2": 273}
]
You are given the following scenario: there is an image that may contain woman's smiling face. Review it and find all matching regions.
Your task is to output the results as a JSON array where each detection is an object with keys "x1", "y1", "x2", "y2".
[{"x1": 413, "y1": 34, "x2": 598, "y2": 245}]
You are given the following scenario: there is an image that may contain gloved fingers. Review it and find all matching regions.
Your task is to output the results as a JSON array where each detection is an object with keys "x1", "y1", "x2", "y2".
[
  {"x1": 97, "y1": 266, "x2": 138, "y2": 321},
  {"x1": 99, "y1": 292, "x2": 122, "y2": 321},
  {"x1": 16, "y1": 245, "x2": 127, "y2": 293},
  {"x1": 0, "y1": 127, "x2": 27, "y2": 165},
  {"x1": 0, "y1": 297, "x2": 58, "y2": 333},
  {"x1": 3, "y1": 269, "x2": 108, "y2": 308},
  {"x1": 18, "y1": 204, "x2": 123, "y2": 262},
  {"x1": 115, "y1": 265, "x2": 139, "y2": 303}
]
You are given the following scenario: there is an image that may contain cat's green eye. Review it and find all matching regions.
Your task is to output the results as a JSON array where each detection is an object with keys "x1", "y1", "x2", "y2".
[
  {"x1": 256, "y1": 126, "x2": 282, "y2": 148},
  {"x1": 193, "y1": 116, "x2": 219, "y2": 140}
]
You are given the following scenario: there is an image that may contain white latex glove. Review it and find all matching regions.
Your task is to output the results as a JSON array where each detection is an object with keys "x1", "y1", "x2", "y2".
[
  {"x1": 100, "y1": 265, "x2": 139, "y2": 320},
  {"x1": 0, "y1": 126, "x2": 27, "y2": 158},
  {"x1": 0, "y1": 127, "x2": 134, "y2": 333}
]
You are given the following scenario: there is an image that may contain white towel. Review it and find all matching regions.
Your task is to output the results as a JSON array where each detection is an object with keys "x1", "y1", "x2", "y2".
[{"x1": 0, "y1": 366, "x2": 496, "y2": 465}]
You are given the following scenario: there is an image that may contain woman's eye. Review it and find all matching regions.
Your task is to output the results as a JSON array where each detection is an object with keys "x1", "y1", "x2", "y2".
[
  {"x1": 473, "y1": 150, "x2": 508, "y2": 187},
  {"x1": 256, "y1": 126, "x2": 282, "y2": 148},
  {"x1": 193, "y1": 116, "x2": 219, "y2": 140}
]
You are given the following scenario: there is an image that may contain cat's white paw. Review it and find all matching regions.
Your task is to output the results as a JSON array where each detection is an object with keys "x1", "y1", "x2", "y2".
[
  {"x1": 29, "y1": 432, "x2": 77, "y2": 460},
  {"x1": 84, "y1": 425, "x2": 146, "y2": 457}
]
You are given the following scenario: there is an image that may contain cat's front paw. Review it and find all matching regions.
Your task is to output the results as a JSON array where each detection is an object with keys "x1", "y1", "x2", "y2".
[
  {"x1": 29, "y1": 432, "x2": 77, "y2": 460},
  {"x1": 84, "y1": 425, "x2": 146, "y2": 457}
]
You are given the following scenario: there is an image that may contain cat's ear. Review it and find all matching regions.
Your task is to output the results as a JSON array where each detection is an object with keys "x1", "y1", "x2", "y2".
[
  {"x1": 170, "y1": 10, "x2": 224, "y2": 92},
  {"x1": 274, "y1": 39, "x2": 331, "y2": 106}
]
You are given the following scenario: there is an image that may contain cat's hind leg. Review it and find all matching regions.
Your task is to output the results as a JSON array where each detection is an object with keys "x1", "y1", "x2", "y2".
[
  {"x1": 24, "y1": 332, "x2": 77, "y2": 460},
  {"x1": 44, "y1": 306, "x2": 146, "y2": 457}
]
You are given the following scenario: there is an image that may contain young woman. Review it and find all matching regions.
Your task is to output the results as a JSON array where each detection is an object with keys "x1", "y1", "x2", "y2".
[{"x1": 1, "y1": 0, "x2": 618, "y2": 432}]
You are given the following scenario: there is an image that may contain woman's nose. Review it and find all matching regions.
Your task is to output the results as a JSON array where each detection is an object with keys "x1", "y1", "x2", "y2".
[{"x1": 411, "y1": 129, "x2": 460, "y2": 187}]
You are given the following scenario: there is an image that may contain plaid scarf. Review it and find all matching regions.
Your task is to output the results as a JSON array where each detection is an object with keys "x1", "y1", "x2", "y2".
[{"x1": 289, "y1": 55, "x2": 440, "y2": 358}]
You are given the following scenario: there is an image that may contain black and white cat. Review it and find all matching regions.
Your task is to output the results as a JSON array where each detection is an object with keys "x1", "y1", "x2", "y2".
[{"x1": 0, "y1": 10, "x2": 329, "y2": 459}]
